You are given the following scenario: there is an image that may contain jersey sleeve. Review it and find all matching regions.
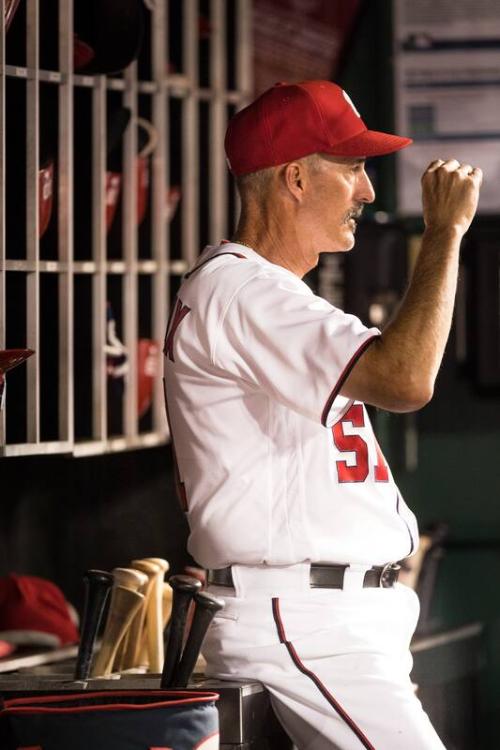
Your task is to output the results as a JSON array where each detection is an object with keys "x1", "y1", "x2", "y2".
[{"x1": 212, "y1": 271, "x2": 380, "y2": 426}]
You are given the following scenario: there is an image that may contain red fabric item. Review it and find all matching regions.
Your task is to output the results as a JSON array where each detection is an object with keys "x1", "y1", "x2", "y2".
[
  {"x1": 0, "y1": 350, "x2": 35, "y2": 375},
  {"x1": 38, "y1": 160, "x2": 54, "y2": 239},
  {"x1": 136, "y1": 156, "x2": 150, "y2": 226},
  {"x1": 73, "y1": 35, "x2": 95, "y2": 70},
  {"x1": 0, "y1": 575, "x2": 79, "y2": 646},
  {"x1": 137, "y1": 339, "x2": 160, "y2": 418},
  {"x1": 225, "y1": 80, "x2": 412, "y2": 176},
  {"x1": 0, "y1": 639, "x2": 15, "y2": 658}
]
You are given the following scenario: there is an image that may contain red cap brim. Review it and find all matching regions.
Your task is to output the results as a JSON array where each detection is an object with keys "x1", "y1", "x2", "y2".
[{"x1": 325, "y1": 129, "x2": 412, "y2": 158}]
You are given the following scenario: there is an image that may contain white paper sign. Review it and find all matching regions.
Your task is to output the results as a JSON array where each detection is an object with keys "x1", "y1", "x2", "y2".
[{"x1": 394, "y1": 0, "x2": 500, "y2": 213}]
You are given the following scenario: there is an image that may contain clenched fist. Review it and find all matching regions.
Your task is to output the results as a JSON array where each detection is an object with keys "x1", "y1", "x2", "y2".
[{"x1": 421, "y1": 158, "x2": 482, "y2": 235}]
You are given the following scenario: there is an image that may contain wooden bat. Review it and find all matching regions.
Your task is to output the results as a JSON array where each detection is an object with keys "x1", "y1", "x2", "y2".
[
  {"x1": 90, "y1": 586, "x2": 144, "y2": 677},
  {"x1": 90, "y1": 567, "x2": 147, "y2": 677},
  {"x1": 139, "y1": 557, "x2": 169, "y2": 672},
  {"x1": 111, "y1": 567, "x2": 151, "y2": 672},
  {"x1": 168, "y1": 591, "x2": 224, "y2": 688},
  {"x1": 120, "y1": 558, "x2": 161, "y2": 669},
  {"x1": 161, "y1": 574, "x2": 202, "y2": 688},
  {"x1": 74, "y1": 569, "x2": 113, "y2": 681},
  {"x1": 111, "y1": 567, "x2": 149, "y2": 591}
]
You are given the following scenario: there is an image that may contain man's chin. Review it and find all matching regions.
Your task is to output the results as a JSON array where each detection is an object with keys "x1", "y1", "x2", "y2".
[
  {"x1": 341, "y1": 226, "x2": 357, "y2": 250},
  {"x1": 316, "y1": 228, "x2": 357, "y2": 255},
  {"x1": 328, "y1": 234, "x2": 356, "y2": 253}
]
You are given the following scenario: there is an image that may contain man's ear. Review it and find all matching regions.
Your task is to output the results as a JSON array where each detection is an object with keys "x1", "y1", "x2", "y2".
[{"x1": 283, "y1": 161, "x2": 306, "y2": 201}]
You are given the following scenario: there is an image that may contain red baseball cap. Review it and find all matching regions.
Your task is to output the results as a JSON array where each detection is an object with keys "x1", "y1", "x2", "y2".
[
  {"x1": 225, "y1": 80, "x2": 412, "y2": 176},
  {"x1": 0, "y1": 574, "x2": 79, "y2": 647}
]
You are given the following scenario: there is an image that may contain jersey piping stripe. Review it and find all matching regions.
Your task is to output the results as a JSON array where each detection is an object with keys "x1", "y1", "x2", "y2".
[
  {"x1": 184, "y1": 252, "x2": 247, "y2": 279},
  {"x1": 163, "y1": 300, "x2": 188, "y2": 509},
  {"x1": 271, "y1": 598, "x2": 377, "y2": 750},
  {"x1": 321, "y1": 334, "x2": 380, "y2": 427},
  {"x1": 397, "y1": 493, "x2": 415, "y2": 556},
  {"x1": 163, "y1": 377, "x2": 188, "y2": 512}
]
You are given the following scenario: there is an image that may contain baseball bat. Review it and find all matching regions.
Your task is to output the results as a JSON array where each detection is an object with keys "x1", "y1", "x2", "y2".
[
  {"x1": 139, "y1": 557, "x2": 169, "y2": 672},
  {"x1": 91, "y1": 567, "x2": 147, "y2": 677},
  {"x1": 170, "y1": 591, "x2": 224, "y2": 688},
  {"x1": 91, "y1": 586, "x2": 144, "y2": 677},
  {"x1": 111, "y1": 567, "x2": 149, "y2": 672},
  {"x1": 162, "y1": 580, "x2": 173, "y2": 629},
  {"x1": 183, "y1": 565, "x2": 206, "y2": 587},
  {"x1": 160, "y1": 574, "x2": 202, "y2": 688},
  {"x1": 112, "y1": 567, "x2": 149, "y2": 592},
  {"x1": 121, "y1": 558, "x2": 161, "y2": 669},
  {"x1": 74, "y1": 569, "x2": 114, "y2": 681}
]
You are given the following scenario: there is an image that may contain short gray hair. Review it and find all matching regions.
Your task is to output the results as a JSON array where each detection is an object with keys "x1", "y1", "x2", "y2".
[
  {"x1": 235, "y1": 153, "x2": 325, "y2": 205},
  {"x1": 235, "y1": 165, "x2": 275, "y2": 203}
]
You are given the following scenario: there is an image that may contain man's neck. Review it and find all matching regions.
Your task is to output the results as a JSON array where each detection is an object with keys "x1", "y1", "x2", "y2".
[{"x1": 232, "y1": 224, "x2": 315, "y2": 278}]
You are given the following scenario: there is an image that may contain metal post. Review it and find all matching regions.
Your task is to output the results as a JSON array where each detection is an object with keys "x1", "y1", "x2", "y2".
[
  {"x1": 122, "y1": 62, "x2": 139, "y2": 438},
  {"x1": 92, "y1": 77, "x2": 107, "y2": 442},
  {"x1": 151, "y1": 0, "x2": 169, "y2": 434},
  {"x1": 26, "y1": 0, "x2": 40, "y2": 443},
  {"x1": 58, "y1": 0, "x2": 74, "y2": 444},
  {"x1": 181, "y1": 0, "x2": 199, "y2": 267},
  {"x1": 0, "y1": 0, "x2": 6, "y2": 447},
  {"x1": 233, "y1": 0, "x2": 253, "y2": 228},
  {"x1": 209, "y1": 0, "x2": 228, "y2": 244},
  {"x1": 236, "y1": 0, "x2": 253, "y2": 98}
]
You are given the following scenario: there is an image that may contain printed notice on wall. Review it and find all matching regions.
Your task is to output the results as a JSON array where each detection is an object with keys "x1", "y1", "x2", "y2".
[{"x1": 394, "y1": 0, "x2": 500, "y2": 213}]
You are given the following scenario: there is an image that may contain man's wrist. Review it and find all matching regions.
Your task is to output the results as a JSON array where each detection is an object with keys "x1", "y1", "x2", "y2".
[{"x1": 422, "y1": 224, "x2": 464, "y2": 244}]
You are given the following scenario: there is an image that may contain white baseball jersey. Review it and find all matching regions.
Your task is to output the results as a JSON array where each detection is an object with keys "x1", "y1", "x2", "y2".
[{"x1": 163, "y1": 242, "x2": 419, "y2": 569}]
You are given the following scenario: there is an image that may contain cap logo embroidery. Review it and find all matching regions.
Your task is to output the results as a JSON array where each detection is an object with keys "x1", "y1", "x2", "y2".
[{"x1": 342, "y1": 90, "x2": 361, "y2": 118}]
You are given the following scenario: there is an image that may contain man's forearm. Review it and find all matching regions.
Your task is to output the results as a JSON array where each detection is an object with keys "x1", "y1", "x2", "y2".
[
  {"x1": 376, "y1": 225, "x2": 462, "y2": 405},
  {"x1": 341, "y1": 226, "x2": 464, "y2": 412}
]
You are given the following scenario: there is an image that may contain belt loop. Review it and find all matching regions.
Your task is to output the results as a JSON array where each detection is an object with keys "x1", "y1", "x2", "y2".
[
  {"x1": 230, "y1": 565, "x2": 243, "y2": 597},
  {"x1": 342, "y1": 563, "x2": 370, "y2": 592}
]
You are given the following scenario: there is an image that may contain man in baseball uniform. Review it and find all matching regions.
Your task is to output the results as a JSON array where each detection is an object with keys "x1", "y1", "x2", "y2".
[{"x1": 163, "y1": 81, "x2": 482, "y2": 749}]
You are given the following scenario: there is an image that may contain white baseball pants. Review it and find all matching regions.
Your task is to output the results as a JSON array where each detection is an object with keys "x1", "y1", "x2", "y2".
[{"x1": 202, "y1": 563, "x2": 446, "y2": 750}]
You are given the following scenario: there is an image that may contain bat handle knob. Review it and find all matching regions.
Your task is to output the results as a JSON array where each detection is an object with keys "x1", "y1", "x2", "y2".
[
  {"x1": 171, "y1": 591, "x2": 224, "y2": 688},
  {"x1": 160, "y1": 575, "x2": 202, "y2": 689},
  {"x1": 74, "y1": 569, "x2": 114, "y2": 681}
]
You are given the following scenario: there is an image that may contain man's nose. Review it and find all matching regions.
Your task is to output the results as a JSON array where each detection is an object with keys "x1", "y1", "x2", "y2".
[{"x1": 356, "y1": 169, "x2": 375, "y2": 204}]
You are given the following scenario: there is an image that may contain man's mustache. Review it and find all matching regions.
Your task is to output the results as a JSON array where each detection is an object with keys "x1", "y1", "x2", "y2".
[{"x1": 343, "y1": 204, "x2": 364, "y2": 222}]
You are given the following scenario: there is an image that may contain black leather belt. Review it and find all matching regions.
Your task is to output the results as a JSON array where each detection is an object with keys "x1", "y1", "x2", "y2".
[{"x1": 207, "y1": 563, "x2": 401, "y2": 590}]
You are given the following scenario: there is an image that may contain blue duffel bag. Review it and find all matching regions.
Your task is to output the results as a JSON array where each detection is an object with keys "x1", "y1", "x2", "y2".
[{"x1": 0, "y1": 689, "x2": 219, "y2": 750}]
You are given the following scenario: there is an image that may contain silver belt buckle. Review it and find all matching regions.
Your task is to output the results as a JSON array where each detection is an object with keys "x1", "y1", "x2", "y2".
[{"x1": 379, "y1": 562, "x2": 400, "y2": 588}]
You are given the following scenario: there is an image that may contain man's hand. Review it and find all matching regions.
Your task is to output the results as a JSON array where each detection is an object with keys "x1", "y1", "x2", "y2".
[{"x1": 421, "y1": 158, "x2": 482, "y2": 236}]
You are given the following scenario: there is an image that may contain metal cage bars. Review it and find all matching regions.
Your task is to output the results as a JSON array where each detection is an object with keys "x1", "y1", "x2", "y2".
[
  {"x1": 0, "y1": 0, "x2": 253, "y2": 457},
  {"x1": 0, "y1": 0, "x2": 6, "y2": 448}
]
